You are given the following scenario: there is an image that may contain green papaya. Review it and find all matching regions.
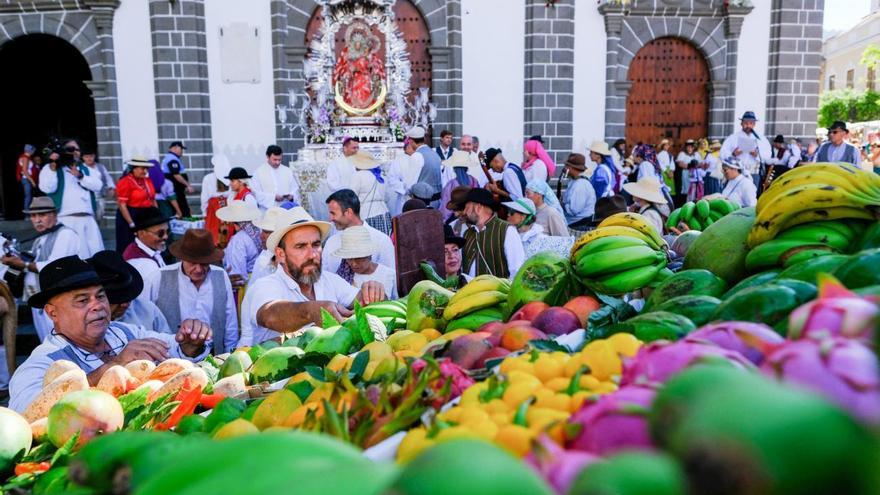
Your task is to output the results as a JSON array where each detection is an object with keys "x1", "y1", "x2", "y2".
[
  {"x1": 722, "y1": 270, "x2": 780, "y2": 299},
  {"x1": 507, "y1": 251, "x2": 573, "y2": 313},
  {"x1": 833, "y1": 248, "x2": 880, "y2": 289},
  {"x1": 683, "y1": 207, "x2": 755, "y2": 284},
  {"x1": 405, "y1": 280, "x2": 455, "y2": 331},
  {"x1": 569, "y1": 451, "x2": 687, "y2": 495},
  {"x1": 303, "y1": 326, "x2": 355, "y2": 356},
  {"x1": 775, "y1": 254, "x2": 850, "y2": 284},
  {"x1": 711, "y1": 284, "x2": 799, "y2": 334},
  {"x1": 645, "y1": 269, "x2": 727, "y2": 309},
  {"x1": 608, "y1": 311, "x2": 696, "y2": 342},
  {"x1": 654, "y1": 295, "x2": 722, "y2": 327},
  {"x1": 768, "y1": 278, "x2": 817, "y2": 304}
]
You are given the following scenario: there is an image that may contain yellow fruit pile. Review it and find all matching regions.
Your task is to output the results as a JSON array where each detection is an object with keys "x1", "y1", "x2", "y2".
[{"x1": 396, "y1": 334, "x2": 642, "y2": 462}]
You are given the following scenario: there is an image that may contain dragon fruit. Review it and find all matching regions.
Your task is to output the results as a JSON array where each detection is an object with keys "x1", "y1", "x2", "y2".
[
  {"x1": 566, "y1": 385, "x2": 655, "y2": 455},
  {"x1": 761, "y1": 336, "x2": 880, "y2": 424},
  {"x1": 411, "y1": 358, "x2": 475, "y2": 409},
  {"x1": 788, "y1": 275, "x2": 878, "y2": 343},
  {"x1": 685, "y1": 321, "x2": 785, "y2": 365},
  {"x1": 525, "y1": 435, "x2": 598, "y2": 495},
  {"x1": 621, "y1": 340, "x2": 755, "y2": 387}
]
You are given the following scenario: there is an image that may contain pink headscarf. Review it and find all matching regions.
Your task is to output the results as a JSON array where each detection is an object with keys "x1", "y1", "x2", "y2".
[{"x1": 523, "y1": 140, "x2": 557, "y2": 178}]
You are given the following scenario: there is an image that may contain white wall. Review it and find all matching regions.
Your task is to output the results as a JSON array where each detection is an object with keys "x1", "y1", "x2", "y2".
[
  {"x1": 113, "y1": 0, "x2": 159, "y2": 169},
  {"x1": 461, "y1": 0, "x2": 525, "y2": 160},
  {"x1": 735, "y1": 0, "x2": 771, "y2": 135},
  {"x1": 572, "y1": 1, "x2": 607, "y2": 150},
  {"x1": 204, "y1": 0, "x2": 277, "y2": 172}
]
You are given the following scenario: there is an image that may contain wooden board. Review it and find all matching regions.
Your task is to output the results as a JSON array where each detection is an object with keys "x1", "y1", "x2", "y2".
[
  {"x1": 393, "y1": 209, "x2": 445, "y2": 296},
  {"x1": 625, "y1": 37, "x2": 709, "y2": 155}
]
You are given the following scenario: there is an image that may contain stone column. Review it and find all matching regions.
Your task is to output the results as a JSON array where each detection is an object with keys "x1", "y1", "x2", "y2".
[
  {"x1": 87, "y1": 0, "x2": 123, "y2": 173},
  {"x1": 148, "y1": 0, "x2": 213, "y2": 182},
  {"x1": 271, "y1": 0, "x2": 310, "y2": 156},
  {"x1": 600, "y1": 8, "x2": 623, "y2": 142},
  {"x1": 764, "y1": 0, "x2": 825, "y2": 140},
  {"x1": 523, "y1": 0, "x2": 575, "y2": 162}
]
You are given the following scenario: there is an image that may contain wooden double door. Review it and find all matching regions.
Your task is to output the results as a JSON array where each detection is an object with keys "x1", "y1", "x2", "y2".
[{"x1": 625, "y1": 37, "x2": 710, "y2": 153}]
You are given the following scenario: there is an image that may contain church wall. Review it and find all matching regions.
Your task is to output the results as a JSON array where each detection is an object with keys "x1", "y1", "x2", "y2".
[
  {"x1": 735, "y1": 0, "x2": 771, "y2": 136},
  {"x1": 113, "y1": 0, "x2": 160, "y2": 163},
  {"x1": 572, "y1": 1, "x2": 607, "y2": 153},
  {"x1": 204, "y1": 0, "x2": 277, "y2": 170},
  {"x1": 460, "y1": 0, "x2": 525, "y2": 160}
]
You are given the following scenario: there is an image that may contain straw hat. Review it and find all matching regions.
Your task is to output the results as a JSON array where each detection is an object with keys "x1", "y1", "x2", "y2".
[
  {"x1": 623, "y1": 177, "x2": 667, "y2": 204},
  {"x1": 588, "y1": 141, "x2": 612, "y2": 156},
  {"x1": 23, "y1": 197, "x2": 57, "y2": 214},
  {"x1": 350, "y1": 150, "x2": 380, "y2": 170},
  {"x1": 266, "y1": 207, "x2": 332, "y2": 251},
  {"x1": 127, "y1": 156, "x2": 154, "y2": 168},
  {"x1": 710, "y1": 139, "x2": 722, "y2": 150},
  {"x1": 253, "y1": 206, "x2": 297, "y2": 232},
  {"x1": 216, "y1": 200, "x2": 261, "y2": 223},
  {"x1": 332, "y1": 226, "x2": 377, "y2": 260},
  {"x1": 443, "y1": 150, "x2": 472, "y2": 168}
]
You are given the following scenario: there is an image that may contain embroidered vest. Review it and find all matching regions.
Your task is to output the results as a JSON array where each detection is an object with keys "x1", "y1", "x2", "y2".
[
  {"x1": 462, "y1": 215, "x2": 511, "y2": 278},
  {"x1": 48, "y1": 164, "x2": 97, "y2": 213}
]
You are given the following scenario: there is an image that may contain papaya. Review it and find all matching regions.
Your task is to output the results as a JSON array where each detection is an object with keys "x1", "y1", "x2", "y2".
[
  {"x1": 722, "y1": 270, "x2": 779, "y2": 299},
  {"x1": 568, "y1": 451, "x2": 687, "y2": 495},
  {"x1": 644, "y1": 269, "x2": 727, "y2": 310},
  {"x1": 711, "y1": 284, "x2": 799, "y2": 334},
  {"x1": 833, "y1": 248, "x2": 880, "y2": 289},
  {"x1": 507, "y1": 251, "x2": 573, "y2": 313},
  {"x1": 303, "y1": 326, "x2": 355, "y2": 356},
  {"x1": 608, "y1": 311, "x2": 696, "y2": 342},
  {"x1": 654, "y1": 295, "x2": 722, "y2": 327},
  {"x1": 683, "y1": 207, "x2": 755, "y2": 284},
  {"x1": 768, "y1": 278, "x2": 817, "y2": 304},
  {"x1": 405, "y1": 280, "x2": 455, "y2": 331},
  {"x1": 776, "y1": 254, "x2": 850, "y2": 285}
]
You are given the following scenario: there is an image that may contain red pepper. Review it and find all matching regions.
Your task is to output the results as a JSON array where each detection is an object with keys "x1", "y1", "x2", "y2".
[
  {"x1": 199, "y1": 393, "x2": 226, "y2": 410},
  {"x1": 15, "y1": 462, "x2": 51, "y2": 476},
  {"x1": 154, "y1": 383, "x2": 202, "y2": 431}
]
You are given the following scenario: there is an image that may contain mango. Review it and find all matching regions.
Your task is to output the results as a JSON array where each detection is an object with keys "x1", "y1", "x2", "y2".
[
  {"x1": 213, "y1": 418, "x2": 259, "y2": 439},
  {"x1": 250, "y1": 389, "x2": 302, "y2": 430},
  {"x1": 219, "y1": 350, "x2": 253, "y2": 378},
  {"x1": 47, "y1": 390, "x2": 124, "y2": 450},
  {"x1": 388, "y1": 331, "x2": 428, "y2": 353}
]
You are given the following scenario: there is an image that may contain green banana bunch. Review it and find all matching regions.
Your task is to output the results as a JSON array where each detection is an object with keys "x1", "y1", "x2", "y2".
[
  {"x1": 782, "y1": 248, "x2": 836, "y2": 268},
  {"x1": 584, "y1": 257, "x2": 667, "y2": 296},
  {"x1": 446, "y1": 305, "x2": 506, "y2": 331},
  {"x1": 668, "y1": 198, "x2": 737, "y2": 231},
  {"x1": 775, "y1": 221, "x2": 854, "y2": 251},
  {"x1": 364, "y1": 300, "x2": 407, "y2": 319},
  {"x1": 745, "y1": 238, "x2": 836, "y2": 272},
  {"x1": 442, "y1": 290, "x2": 508, "y2": 321},
  {"x1": 708, "y1": 198, "x2": 738, "y2": 215},
  {"x1": 575, "y1": 244, "x2": 665, "y2": 279},
  {"x1": 756, "y1": 163, "x2": 880, "y2": 216},
  {"x1": 597, "y1": 212, "x2": 667, "y2": 250},
  {"x1": 572, "y1": 235, "x2": 649, "y2": 265}
]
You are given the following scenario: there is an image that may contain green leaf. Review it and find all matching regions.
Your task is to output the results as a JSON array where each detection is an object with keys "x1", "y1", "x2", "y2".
[
  {"x1": 566, "y1": 365, "x2": 589, "y2": 396},
  {"x1": 119, "y1": 387, "x2": 150, "y2": 416},
  {"x1": 50, "y1": 431, "x2": 80, "y2": 465},
  {"x1": 203, "y1": 398, "x2": 247, "y2": 434},
  {"x1": 513, "y1": 398, "x2": 533, "y2": 427},
  {"x1": 353, "y1": 301, "x2": 375, "y2": 346},
  {"x1": 286, "y1": 380, "x2": 315, "y2": 403},
  {"x1": 304, "y1": 365, "x2": 327, "y2": 382},
  {"x1": 21, "y1": 442, "x2": 55, "y2": 463},
  {"x1": 321, "y1": 308, "x2": 339, "y2": 329},
  {"x1": 348, "y1": 350, "x2": 369, "y2": 379},
  {"x1": 530, "y1": 339, "x2": 570, "y2": 353}
]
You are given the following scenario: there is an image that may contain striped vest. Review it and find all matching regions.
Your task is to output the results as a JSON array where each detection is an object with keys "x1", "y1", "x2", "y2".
[
  {"x1": 463, "y1": 215, "x2": 510, "y2": 278},
  {"x1": 816, "y1": 142, "x2": 857, "y2": 165},
  {"x1": 154, "y1": 268, "x2": 228, "y2": 354}
]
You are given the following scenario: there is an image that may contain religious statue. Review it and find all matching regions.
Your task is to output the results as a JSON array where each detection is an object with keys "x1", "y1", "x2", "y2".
[{"x1": 332, "y1": 21, "x2": 387, "y2": 115}]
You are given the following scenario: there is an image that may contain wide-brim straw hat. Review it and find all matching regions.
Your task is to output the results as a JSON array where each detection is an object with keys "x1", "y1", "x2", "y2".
[
  {"x1": 588, "y1": 141, "x2": 612, "y2": 157},
  {"x1": 266, "y1": 207, "x2": 332, "y2": 252},
  {"x1": 168, "y1": 229, "x2": 224, "y2": 264},
  {"x1": 710, "y1": 140, "x2": 722, "y2": 150},
  {"x1": 351, "y1": 150, "x2": 380, "y2": 170},
  {"x1": 127, "y1": 156, "x2": 154, "y2": 168},
  {"x1": 623, "y1": 177, "x2": 667, "y2": 204},
  {"x1": 332, "y1": 225, "x2": 377, "y2": 259},
  {"x1": 443, "y1": 150, "x2": 472, "y2": 168},
  {"x1": 216, "y1": 200, "x2": 261, "y2": 223},
  {"x1": 254, "y1": 206, "x2": 297, "y2": 232}
]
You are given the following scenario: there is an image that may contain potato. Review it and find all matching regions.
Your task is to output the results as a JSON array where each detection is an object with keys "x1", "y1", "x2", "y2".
[
  {"x1": 42, "y1": 360, "x2": 79, "y2": 387},
  {"x1": 24, "y1": 368, "x2": 89, "y2": 422}
]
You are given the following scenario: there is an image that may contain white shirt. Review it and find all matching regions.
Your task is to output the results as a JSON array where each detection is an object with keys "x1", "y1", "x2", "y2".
[
  {"x1": 250, "y1": 163, "x2": 302, "y2": 210},
  {"x1": 350, "y1": 169, "x2": 389, "y2": 219},
  {"x1": 248, "y1": 267, "x2": 360, "y2": 344},
  {"x1": 38, "y1": 166, "x2": 102, "y2": 216},
  {"x1": 249, "y1": 249, "x2": 276, "y2": 287},
  {"x1": 501, "y1": 163, "x2": 525, "y2": 201},
  {"x1": 637, "y1": 161, "x2": 658, "y2": 181},
  {"x1": 143, "y1": 262, "x2": 239, "y2": 353},
  {"x1": 524, "y1": 159, "x2": 549, "y2": 184},
  {"x1": 126, "y1": 238, "x2": 167, "y2": 288},
  {"x1": 465, "y1": 223, "x2": 526, "y2": 279},
  {"x1": 721, "y1": 129, "x2": 772, "y2": 175},
  {"x1": 675, "y1": 151, "x2": 702, "y2": 193},
  {"x1": 323, "y1": 223, "x2": 395, "y2": 274},
  {"x1": 117, "y1": 298, "x2": 171, "y2": 334},
  {"x1": 24, "y1": 226, "x2": 82, "y2": 300},
  {"x1": 224, "y1": 229, "x2": 261, "y2": 278},
  {"x1": 9, "y1": 321, "x2": 207, "y2": 413},
  {"x1": 403, "y1": 153, "x2": 425, "y2": 189},
  {"x1": 721, "y1": 174, "x2": 757, "y2": 208},
  {"x1": 704, "y1": 153, "x2": 724, "y2": 180},
  {"x1": 353, "y1": 264, "x2": 397, "y2": 299},
  {"x1": 657, "y1": 150, "x2": 674, "y2": 174},
  {"x1": 326, "y1": 155, "x2": 355, "y2": 192},
  {"x1": 767, "y1": 144, "x2": 802, "y2": 169},
  {"x1": 563, "y1": 176, "x2": 596, "y2": 223}
]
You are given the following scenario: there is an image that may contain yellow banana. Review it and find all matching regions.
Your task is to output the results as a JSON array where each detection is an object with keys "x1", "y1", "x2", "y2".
[
  {"x1": 757, "y1": 169, "x2": 880, "y2": 214},
  {"x1": 449, "y1": 276, "x2": 509, "y2": 304},
  {"x1": 442, "y1": 290, "x2": 508, "y2": 321},
  {"x1": 598, "y1": 212, "x2": 668, "y2": 250},
  {"x1": 749, "y1": 205, "x2": 877, "y2": 248},
  {"x1": 570, "y1": 226, "x2": 660, "y2": 260}
]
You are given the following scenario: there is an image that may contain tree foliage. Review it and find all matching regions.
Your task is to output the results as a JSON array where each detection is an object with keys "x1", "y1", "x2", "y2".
[
  {"x1": 861, "y1": 45, "x2": 880, "y2": 70},
  {"x1": 818, "y1": 89, "x2": 880, "y2": 128}
]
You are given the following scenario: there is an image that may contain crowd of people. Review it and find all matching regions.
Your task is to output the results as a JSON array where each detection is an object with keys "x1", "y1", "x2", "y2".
[{"x1": 0, "y1": 109, "x2": 870, "y2": 406}]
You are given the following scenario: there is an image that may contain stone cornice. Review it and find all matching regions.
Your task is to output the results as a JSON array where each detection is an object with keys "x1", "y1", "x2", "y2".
[{"x1": 0, "y1": 0, "x2": 119, "y2": 13}]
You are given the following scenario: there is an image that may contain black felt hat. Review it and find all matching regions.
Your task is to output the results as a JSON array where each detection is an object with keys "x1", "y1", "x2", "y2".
[
  {"x1": 225, "y1": 167, "x2": 252, "y2": 180},
  {"x1": 87, "y1": 250, "x2": 144, "y2": 305},
  {"x1": 464, "y1": 187, "x2": 498, "y2": 211},
  {"x1": 132, "y1": 207, "x2": 171, "y2": 232},
  {"x1": 28, "y1": 256, "x2": 102, "y2": 308}
]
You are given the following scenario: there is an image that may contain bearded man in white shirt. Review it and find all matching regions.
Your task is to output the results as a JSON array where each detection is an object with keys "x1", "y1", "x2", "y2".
[
  {"x1": 720, "y1": 111, "x2": 772, "y2": 191},
  {"x1": 250, "y1": 145, "x2": 302, "y2": 211}
]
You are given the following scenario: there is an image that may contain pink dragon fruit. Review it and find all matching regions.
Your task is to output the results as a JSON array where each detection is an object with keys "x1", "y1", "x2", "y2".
[
  {"x1": 525, "y1": 435, "x2": 598, "y2": 494},
  {"x1": 761, "y1": 336, "x2": 880, "y2": 424},
  {"x1": 685, "y1": 321, "x2": 785, "y2": 365},
  {"x1": 411, "y1": 358, "x2": 475, "y2": 409},
  {"x1": 788, "y1": 275, "x2": 878, "y2": 343},
  {"x1": 566, "y1": 385, "x2": 655, "y2": 455},
  {"x1": 621, "y1": 340, "x2": 755, "y2": 387}
]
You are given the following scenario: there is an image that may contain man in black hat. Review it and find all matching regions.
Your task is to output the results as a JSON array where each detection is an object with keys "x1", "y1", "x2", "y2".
[
  {"x1": 813, "y1": 121, "x2": 861, "y2": 167},
  {"x1": 161, "y1": 141, "x2": 193, "y2": 217},
  {"x1": 2, "y1": 197, "x2": 82, "y2": 341},
  {"x1": 767, "y1": 134, "x2": 802, "y2": 176},
  {"x1": 122, "y1": 206, "x2": 171, "y2": 282},
  {"x1": 721, "y1": 111, "x2": 772, "y2": 190},
  {"x1": 484, "y1": 148, "x2": 527, "y2": 202},
  {"x1": 8, "y1": 255, "x2": 211, "y2": 414},
  {"x1": 461, "y1": 188, "x2": 525, "y2": 279},
  {"x1": 88, "y1": 250, "x2": 171, "y2": 334}
]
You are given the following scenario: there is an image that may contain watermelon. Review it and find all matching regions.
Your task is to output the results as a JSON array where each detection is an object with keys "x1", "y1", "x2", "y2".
[
  {"x1": 608, "y1": 312, "x2": 696, "y2": 342},
  {"x1": 654, "y1": 295, "x2": 722, "y2": 327},
  {"x1": 645, "y1": 269, "x2": 727, "y2": 310},
  {"x1": 833, "y1": 248, "x2": 880, "y2": 289}
]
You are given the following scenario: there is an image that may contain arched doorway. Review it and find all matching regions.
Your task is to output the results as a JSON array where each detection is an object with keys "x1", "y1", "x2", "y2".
[
  {"x1": 625, "y1": 37, "x2": 709, "y2": 152},
  {"x1": 0, "y1": 34, "x2": 97, "y2": 219}
]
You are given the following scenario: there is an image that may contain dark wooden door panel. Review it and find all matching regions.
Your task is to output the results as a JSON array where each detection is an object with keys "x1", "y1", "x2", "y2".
[{"x1": 626, "y1": 37, "x2": 709, "y2": 154}]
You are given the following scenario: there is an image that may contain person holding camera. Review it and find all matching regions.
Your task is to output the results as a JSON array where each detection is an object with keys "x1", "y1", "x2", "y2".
[
  {"x1": 38, "y1": 150, "x2": 104, "y2": 257},
  {"x1": 1, "y1": 197, "x2": 82, "y2": 341}
]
